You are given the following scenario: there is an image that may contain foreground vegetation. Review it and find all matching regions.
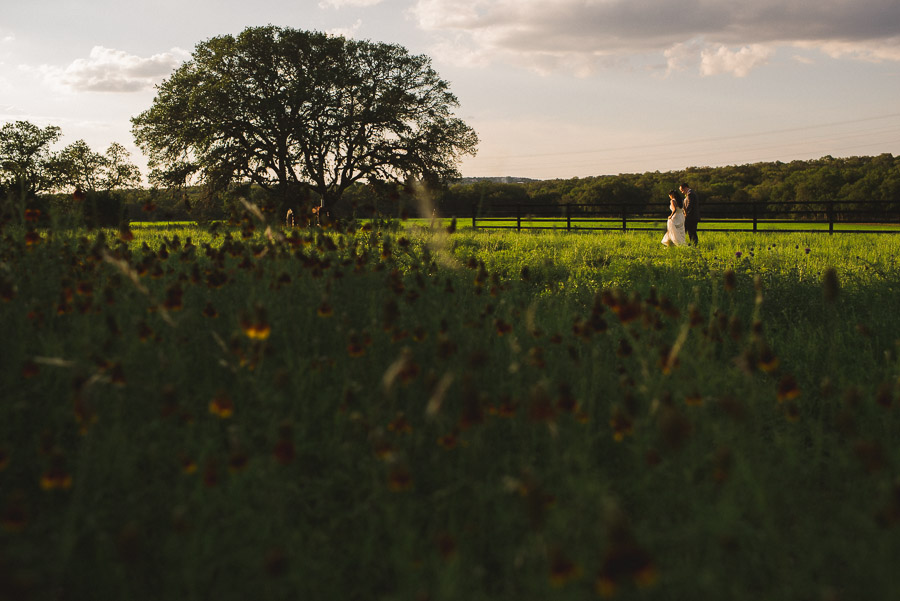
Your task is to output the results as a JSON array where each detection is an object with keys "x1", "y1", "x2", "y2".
[{"x1": 2, "y1": 216, "x2": 900, "y2": 600}]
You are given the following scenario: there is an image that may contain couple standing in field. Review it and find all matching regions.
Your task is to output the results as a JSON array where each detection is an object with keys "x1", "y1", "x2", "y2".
[{"x1": 661, "y1": 183, "x2": 700, "y2": 247}]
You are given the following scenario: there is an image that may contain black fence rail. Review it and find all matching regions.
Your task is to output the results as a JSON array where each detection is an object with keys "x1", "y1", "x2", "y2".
[{"x1": 471, "y1": 200, "x2": 900, "y2": 234}]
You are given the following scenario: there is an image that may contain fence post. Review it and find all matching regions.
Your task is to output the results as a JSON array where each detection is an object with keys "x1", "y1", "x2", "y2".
[
  {"x1": 471, "y1": 203, "x2": 476, "y2": 229},
  {"x1": 621, "y1": 204, "x2": 627, "y2": 232},
  {"x1": 828, "y1": 200, "x2": 834, "y2": 234},
  {"x1": 752, "y1": 202, "x2": 758, "y2": 233},
  {"x1": 565, "y1": 204, "x2": 571, "y2": 232},
  {"x1": 516, "y1": 205, "x2": 521, "y2": 232}
]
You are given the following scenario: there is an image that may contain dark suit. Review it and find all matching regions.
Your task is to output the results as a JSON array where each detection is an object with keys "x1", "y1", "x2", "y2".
[{"x1": 683, "y1": 188, "x2": 700, "y2": 245}]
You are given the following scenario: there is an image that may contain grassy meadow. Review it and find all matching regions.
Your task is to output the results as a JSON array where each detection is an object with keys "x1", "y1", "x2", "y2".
[
  {"x1": 2, "y1": 214, "x2": 900, "y2": 600},
  {"x1": 473, "y1": 216, "x2": 900, "y2": 234}
]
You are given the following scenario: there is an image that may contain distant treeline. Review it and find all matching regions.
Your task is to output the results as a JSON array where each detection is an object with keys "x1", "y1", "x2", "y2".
[
  {"x1": 424, "y1": 154, "x2": 900, "y2": 217},
  {"x1": 338, "y1": 154, "x2": 899, "y2": 219},
  {"x1": 25, "y1": 154, "x2": 900, "y2": 223}
]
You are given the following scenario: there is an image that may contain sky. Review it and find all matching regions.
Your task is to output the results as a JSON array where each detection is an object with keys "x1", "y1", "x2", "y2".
[{"x1": 2, "y1": 0, "x2": 900, "y2": 181}]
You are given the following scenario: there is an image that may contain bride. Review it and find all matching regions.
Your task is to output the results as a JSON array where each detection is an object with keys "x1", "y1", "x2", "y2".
[{"x1": 661, "y1": 189, "x2": 686, "y2": 247}]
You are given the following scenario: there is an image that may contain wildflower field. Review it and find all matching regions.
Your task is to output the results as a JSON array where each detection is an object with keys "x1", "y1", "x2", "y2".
[{"x1": 2, "y1": 214, "x2": 900, "y2": 600}]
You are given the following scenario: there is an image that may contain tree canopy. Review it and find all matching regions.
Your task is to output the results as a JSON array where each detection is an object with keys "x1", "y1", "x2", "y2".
[
  {"x1": 1, "y1": 121, "x2": 62, "y2": 224},
  {"x1": 0, "y1": 120, "x2": 62, "y2": 198},
  {"x1": 131, "y1": 26, "x2": 479, "y2": 213},
  {"x1": 1, "y1": 119, "x2": 142, "y2": 226},
  {"x1": 53, "y1": 140, "x2": 142, "y2": 193}
]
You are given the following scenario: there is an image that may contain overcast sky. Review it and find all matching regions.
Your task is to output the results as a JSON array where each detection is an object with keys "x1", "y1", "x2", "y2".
[{"x1": 2, "y1": 0, "x2": 899, "y2": 181}]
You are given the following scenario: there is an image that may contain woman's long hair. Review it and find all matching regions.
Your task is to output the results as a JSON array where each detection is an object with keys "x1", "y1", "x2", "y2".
[{"x1": 669, "y1": 189, "x2": 684, "y2": 209}]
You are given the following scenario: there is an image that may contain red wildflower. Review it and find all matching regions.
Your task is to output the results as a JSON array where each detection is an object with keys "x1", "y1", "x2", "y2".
[
  {"x1": 387, "y1": 413, "x2": 413, "y2": 434},
  {"x1": 317, "y1": 300, "x2": 334, "y2": 317},
  {"x1": 609, "y1": 407, "x2": 633, "y2": 442},
  {"x1": 387, "y1": 464, "x2": 413, "y2": 491},
  {"x1": 209, "y1": 394, "x2": 234, "y2": 418},
  {"x1": 437, "y1": 430, "x2": 459, "y2": 450},
  {"x1": 241, "y1": 314, "x2": 272, "y2": 341},
  {"x1": 435, "y1": 532, "x2": 457, "y2": 561},
  {"x1": 549, "y1": 548, "x2": 581, "y2": 588},
  {"x1": 21, "y1": 360, "x2": 39, "y2": 379},
  {"x1": 202, "y1": 302, "x2": 218, "y2": 318},
  {"x1": 1, "y1": 492, "x2": 28, "y2": 532},
  {"x1": 163, "y1": 283, "x2": 183, "y2": 311},
  {"x1": 40, "y1": 455, "x2": 72, "y2": 491},
  {"x1": 494, "y1": 318, "x2": 513, "y2": 336},
  {"x1": 777, "y1": 374, "x2": 800, "y2": 403}
]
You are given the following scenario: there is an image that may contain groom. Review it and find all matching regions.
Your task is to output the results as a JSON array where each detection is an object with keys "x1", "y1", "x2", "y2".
[{"x1": 680, "y1": 182, "x2": 700, "y2": 245}]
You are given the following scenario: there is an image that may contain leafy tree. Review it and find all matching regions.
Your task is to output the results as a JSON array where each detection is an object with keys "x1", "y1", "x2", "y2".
[
  {"x1": 132, "y1": 26, "x2": 478, "y2": 216},
  {"x1": 53, "y1": 140, "x2": 106, "y2": 192},
  {"x1": 0, "y1": 121, "x2": 62, "y2": 223},
  {"x1": 53, "y1": 140, "x2": 141, "y2": 192},
  {"x1": 102, "y1": 142, "x2": 142, "y2": 191}
]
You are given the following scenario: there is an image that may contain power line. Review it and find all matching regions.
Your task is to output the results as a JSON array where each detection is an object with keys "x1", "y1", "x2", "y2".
[
  {"x1": 481, "y1": 112, "x2": 900, "y2": 161},
  {"x1": 468, "y1": 118, "x2": 900, "y2": 177}
]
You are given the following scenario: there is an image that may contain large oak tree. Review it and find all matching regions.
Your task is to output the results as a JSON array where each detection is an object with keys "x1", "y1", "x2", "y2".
[{"x1": 131, "y1": 26, "x2": 478, "y2": 214}]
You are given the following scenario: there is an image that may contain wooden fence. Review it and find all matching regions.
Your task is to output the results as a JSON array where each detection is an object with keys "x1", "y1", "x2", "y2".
[{"x1": 470, "y1": 200, "x2": 900, "y2": 234}]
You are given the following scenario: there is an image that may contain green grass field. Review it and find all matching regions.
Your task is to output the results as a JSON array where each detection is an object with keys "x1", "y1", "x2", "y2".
[
  {"x1": 472, "y1": 216, "x2": 900, "y2": 233},
  {"x1": 2, "y1": 217, "x2": 900, "y2": 600}
]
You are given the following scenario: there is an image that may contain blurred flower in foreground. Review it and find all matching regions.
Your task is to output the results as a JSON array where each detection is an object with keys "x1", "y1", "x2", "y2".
[
  {"x1": 347, "y1": 332, "x2": 365, "y2": 357},
  {"x1": 777, "y1": 374, "x2": 800, "y2": 403},
  {"x1": 163, "y1": 283, "x2": 183, "y2": 311},
  {"x1": 209, "y1": 393, "x2": 234, "y2": 418},
  {"x1": 757, "y1": 344, "x2": 779, "y2": 373},
  {"x1": 549, "y1": 547, "x2": 581, "y2": 587},
  {"x1": 40, "y1": 454, "x2": 72, "y2": 491},
  {"x1": 25, "y1": 229, "x2": 41, "y2": 247},
  {"x1": 609, "y1": 406, "x2": 634, "y2": 442},
  {"x1": 596, "y1": 521, "x2": 657, "y2": 598},
  {"x1": 241, "y1": 308, "x2": 271, "y2": 341},
  {"x1": 317, "y1": 299, "x2": 333, "y2": 318},
  {"x1": 684, "y1": 392, "x2": 703, "y2": 407},
  {"x1": 434, "y1": 532, "x2": 457, "y2": 561},
  {"x1": 823, "y1": 267, "x2": 840, "y2": 302},
  {"x1": 118, "y1": 222, "x2": 134, "y2": 242},
  {"x1": 1, "y1": 491, "x2": 28, "y2": 532},
  {"x1": 179, "y1": 453, "x2": 198, "y2": 475},
  {"x1": 273, "y1": 422, "x2": 295, "y2": 465},
  {"x1": 203, "y1": 302, "x2": 218, "y2": 318},
  {"x1": 387, "y1": 464, "x2": 412, "y2": 492},
  {"x1": 723, "y1": 268, "x2": 736, "y2": 292}
]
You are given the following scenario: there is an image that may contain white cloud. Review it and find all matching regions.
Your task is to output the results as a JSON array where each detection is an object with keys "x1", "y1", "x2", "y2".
[
  {"x1": 795, "y1": 37, "x2": 900, "y2": 62},
  {"x1": 429, "y1": 35, "x2": 492, "y2": 69},
  {"x1": 328, "y1": 19, "x2": 364, "y2": 39},
  {"x1": 319, "y1": 0, "x2": 383, "y2": 8},
  {"x1": 700, "y1": 45, "x2": 774, "y2": 77},
  {"x1": 38, "y1": 46, "x2": 188, "y2": 93},
  {"x1": 664, "y1": 40, "x2": 703, "y2": 75},
  {"x1": 410, "y1": 0, "x2": 900, "y2": 76}
]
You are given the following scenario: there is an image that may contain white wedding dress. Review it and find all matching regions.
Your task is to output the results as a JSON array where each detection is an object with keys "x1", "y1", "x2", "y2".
[{"x1": 661, "y1": 208, "x2": 686, "y2": 247}]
